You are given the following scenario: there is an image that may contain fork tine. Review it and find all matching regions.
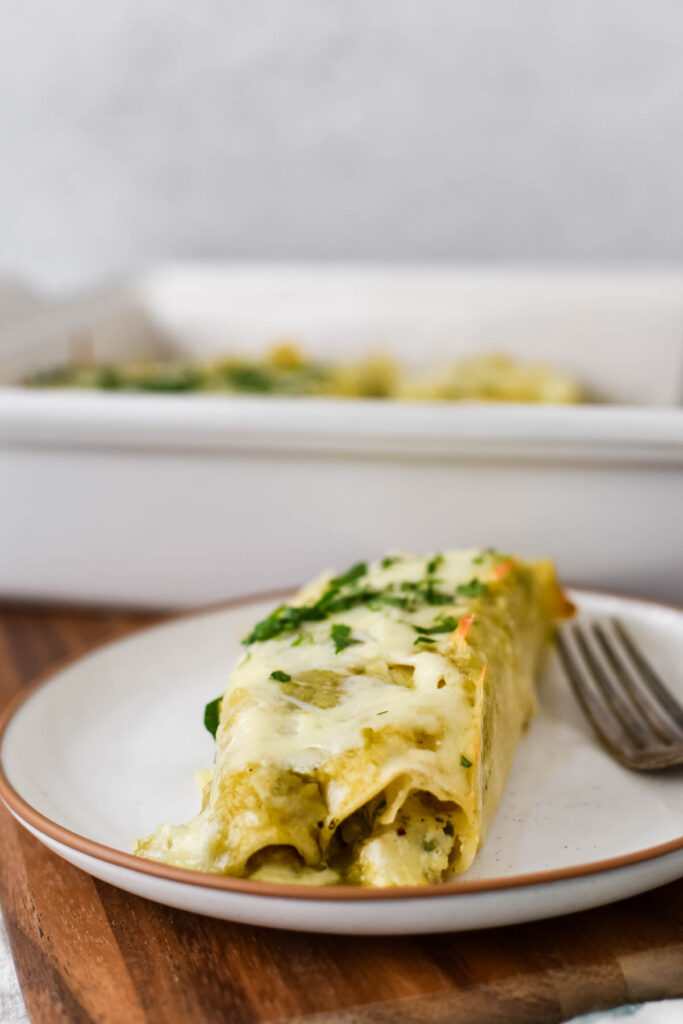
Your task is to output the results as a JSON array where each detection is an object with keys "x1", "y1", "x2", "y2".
[
  {"x1": 612, "y1": 619, "x2": 683, "y2": 731},
  {"x1": 571, "y1": 625, "x2": 652, "y2": 749},
  {"x1": 555, "y1": 631, "x2": 638, "y2": 758},
  {"x1": 592, "y1": 623, "x2": 678, "y2": 744}
]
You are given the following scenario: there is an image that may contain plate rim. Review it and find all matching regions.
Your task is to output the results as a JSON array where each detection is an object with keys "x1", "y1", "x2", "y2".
[{"x1": 1, "y1": 585, "x2": 682, "y2": 904}]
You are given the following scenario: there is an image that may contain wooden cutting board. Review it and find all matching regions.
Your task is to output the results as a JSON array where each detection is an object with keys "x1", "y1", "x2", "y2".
[{"x1": 0, "y1": 603, "x2": 681, "y2": 1024}]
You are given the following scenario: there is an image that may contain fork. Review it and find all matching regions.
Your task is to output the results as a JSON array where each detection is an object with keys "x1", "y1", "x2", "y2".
[{"x1": 556, "y1": 618, "x2": 683, "y2": 770}]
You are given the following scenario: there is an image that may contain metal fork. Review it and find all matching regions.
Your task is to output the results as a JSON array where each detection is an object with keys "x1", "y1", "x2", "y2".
[{"x1": 556, "y1": 618, "x2": 683, "y2": 770}]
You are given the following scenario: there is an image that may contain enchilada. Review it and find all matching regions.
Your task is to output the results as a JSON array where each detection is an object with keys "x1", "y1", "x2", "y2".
[{"x1": 136, "y1": 548, "x2": 571, "y2": 886}]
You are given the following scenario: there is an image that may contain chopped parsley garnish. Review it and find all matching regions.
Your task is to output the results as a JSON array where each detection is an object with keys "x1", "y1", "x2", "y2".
[
  {"x1": 401, "y1": 578, "x2": 452, "y2": 607},
  {"x1": 460, "y1": 754, "x2": 473, "y2": 768},
  {"x1": 376, "y1": 710, "x2": 389, "y2": 715},
  {"x1": 331, "y1": 623, "x2": 361, "y2": 654},
  {"x1": 412, "y1": 616, "x2": 457, "y2": 635},
  {"x1": 414, "y1": 635, "x2": 435, "y2": 645},
  {"x1": 203, "y1": 697, "x2": 222, "y2": 739},
  {"x1": 426, "y1": 554, "x2": 444, "y2": 575},
  {"x1": 318, "y1": 589, "x2": 380, "y2": 615},
  {"x1": 381, "y1": 556, "x2": 399, "y2": 569},
  {"x1": 473, "y1": 546, "x2": 498, "y2": 565},
  {"x1": 421, "y1": 838, "x2": 437, "y2": 852},
  {"x1": 242, "y1": 602, "x2": 326, "y2": 644},
  {"x1": 242, "y1": 555, "x2": 486, "y2": 646},
  {"x1": 242, "y1": 561, "x2": 371, "y2": 644},
  {"x1": 291, "y1": 635, "x2": 304, "y2": 647},
  {"x1": 270, "y1": 670, "x2": 291, "y2": 682},
  {"x1": 443, "y1": 821, "x2": 455, "y2": 836},
  {"x1": 456, "y1": 579, "x2": 489, "y2": 599},
  {"x1": 329, "y1": 562, "x2": 367, "y2": 588},
  {"x1": 376, "y1": 594, "x2": 411, "y2": 609},
  {"x1": 425, "y1": 588, "x2": 453, "y2": 606}
]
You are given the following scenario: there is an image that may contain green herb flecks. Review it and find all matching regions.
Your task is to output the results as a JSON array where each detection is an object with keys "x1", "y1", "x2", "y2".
[
  {"x1": 381, "y1": 556, "x2": 399, "y2": 569},
  {"x1": 414, "y1": 635, "x2": 436, "y2": 646},
  {"x1": 331, "y1": 623, "x2": 361, "y2": 654},
  {"x1": 329, "y1": 562, "x2": 367, "y2": 588},
  {"x1": 203, "y1": 697, "x2": 222, "y2": 739},
  {"x1": 473, "y1": 546, "x2": 499, "y2": 565},
  {"x1": 243, "y1": 561, "x2": 376, "y2": 644},
  {"x1": 424, "y1": 586, "x2": 453, "y2": 605},
  {"x1": 401, "y1": 579, "x2": 448, "y2": 605},
  {"x1": 460, "y1": 754, "x2": 473, "y2": 768},
  {"x1": 456, "y1": 579, "x2": 489, "y2": 599},
  {"x1": 376, "y1": 710, "x2": 389, "y2": 716},
  {"x1": 401, "y1": 577, "x2": 454, "y2": 606},
  {"x1": 243, "y1": 602, "x2": 327, "y2": 644},
  {"x1": 421, "y1": 838, "x2": 437, "y2": 852},
  {"x1": 375, "y1": 594, "x2": 411, "y2": 609},
  {"x1": 412, "y1": 616, "x2": 457, "y2": 635},
  {"x1": 270, "y1": 670, "x2": 291, "y2": 682},
  {"x1": 318, "y1": 589, "x2": 380, "y2": 616},
  {"x1": 426, "y1": 554, "x2": 444, "y2": 575},
  {"x1": 242, "y1": 554, "x2": 485, "y2": 647}
]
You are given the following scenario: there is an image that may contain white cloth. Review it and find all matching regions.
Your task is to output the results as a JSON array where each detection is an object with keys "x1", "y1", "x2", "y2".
[
  {"x1": 0, "y1": 914, "x2": 27, "y2": 1024},
  {"x1": 566, "y1": 1002, "x2": 683, "y2": 1023}
]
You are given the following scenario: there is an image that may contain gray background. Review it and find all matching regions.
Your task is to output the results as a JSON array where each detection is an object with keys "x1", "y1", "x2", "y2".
[{"x1": 2, "y1": 0, "x2": 682, "y2": 292}]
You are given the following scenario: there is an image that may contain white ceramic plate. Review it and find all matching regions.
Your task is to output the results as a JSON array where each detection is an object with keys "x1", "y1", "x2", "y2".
[{"x1": 1, "y1": 588, "x2": 682, "y2": 935}]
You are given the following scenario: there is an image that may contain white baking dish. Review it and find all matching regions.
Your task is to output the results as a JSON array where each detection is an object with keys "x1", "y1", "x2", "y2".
[{"x1": 0, "y1": 264, "x2": 682, "y2": 607}]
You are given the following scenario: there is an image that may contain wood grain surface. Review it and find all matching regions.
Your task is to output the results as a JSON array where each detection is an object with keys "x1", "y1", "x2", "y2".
[{"x1": 0, "y1": 604, "x2": 681, "y2": 1024}]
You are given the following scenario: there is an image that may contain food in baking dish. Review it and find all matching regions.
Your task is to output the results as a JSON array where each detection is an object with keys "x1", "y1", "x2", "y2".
[
  {"x1": 24, "y1": 347, "x2": 584, "y2": 403},
  {"x1": 135, "y1": 548, "x2": 572, "y2": 886}
]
